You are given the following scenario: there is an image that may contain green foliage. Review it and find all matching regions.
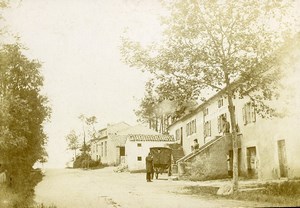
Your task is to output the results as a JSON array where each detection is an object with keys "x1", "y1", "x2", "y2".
[
  {"x1": 183, "y1": 182, "x2": 300, "y2": 206},
  {"x1": 121, "y1": 0, "x2": 297, "y2": 191},
  {"x1": 134, "y1": 78, "x2": 198, "y2": 132},
  {"x1": 227, "y1": 181, "x2": 300, "y2": 206},
  {"x1": 65, "y1": 129, "x2": 80, "y2": 158},
  {"x1": 0, "y1": 169, "x2": 44, "y2": 207},
  {"x1": 0, "y1": 43, "x2": 50, "y2": 197},
  {"x1": 73, "y1": 154, "x2": 104, "y2": 169},
  {"x1": 121, "y1": 0, "x2": 297, "y2": 119}
]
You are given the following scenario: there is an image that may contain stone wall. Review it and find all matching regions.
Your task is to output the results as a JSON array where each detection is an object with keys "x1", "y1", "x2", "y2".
[{"x1": 178, "y1": 136, "x2": 231, "y2": 180}]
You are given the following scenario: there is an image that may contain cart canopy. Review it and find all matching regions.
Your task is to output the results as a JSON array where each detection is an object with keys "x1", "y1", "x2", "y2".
[{"x1": 150, "y1": 147, "x2": 172, "y2": 165}]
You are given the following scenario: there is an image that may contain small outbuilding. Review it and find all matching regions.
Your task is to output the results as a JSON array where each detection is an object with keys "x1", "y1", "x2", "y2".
[{"x1": 125, "y1": 134, "x2": 175, "y2": 171}]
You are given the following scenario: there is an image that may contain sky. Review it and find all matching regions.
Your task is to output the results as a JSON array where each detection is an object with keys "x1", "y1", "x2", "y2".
[
  {"x1": 3, "y1": 0, "x2": 300, "y2": 168},
  {"x1": 3, "y1": 0, "x2": 164, "y2": 168}
]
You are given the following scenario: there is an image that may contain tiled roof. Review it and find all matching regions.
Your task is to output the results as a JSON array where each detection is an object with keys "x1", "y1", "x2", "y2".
[{"x1": 128, "y1": 134, "x2": 174, "y2": 142}]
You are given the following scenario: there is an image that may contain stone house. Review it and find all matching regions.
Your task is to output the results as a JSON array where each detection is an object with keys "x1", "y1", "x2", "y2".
[{"x1": 168, "y1": 66, "x2": 300, "y2": 180}]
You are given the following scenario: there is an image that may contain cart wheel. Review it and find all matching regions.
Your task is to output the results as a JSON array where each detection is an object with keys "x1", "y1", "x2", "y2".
[{"x1": 155, "y1": 172, "x2": 159, "y2": 179}]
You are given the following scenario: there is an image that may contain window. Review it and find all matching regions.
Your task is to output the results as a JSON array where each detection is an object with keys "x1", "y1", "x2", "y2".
[
  {"x1": 120, "y1": 147, "x2": 125, "y2": 156},
  {"x1": 204, "y1": 108, "x2": 209, "y2": 116},
  {"x1": 218, "y1": 113, "x2": 227, "y2": 133},
  {"x1": 186, "y1": 119, "x2": 197, "y2": 136},
  {"x1": 137, "y1": 143, "x2": 142, "y2": 147},
  {"x1": 242, "y1": 102, "x2": 256, "y2": 125},
  {"x1": 137, "y1": 156, "x2": 142, "y2": 161},
  {"x1": 204, "y1": 121, "x2": 211, "y2": 138},
  {"x1": 176, "y1": 127, "x2": 183, "y2": 146},
  {"x1": 101, "y1": 142, "x2": 103, "y2": 157},
  {"x1": 104, "y1": 141, "x2": 107, "y2": 156},
  {"x1": 175, "y1": 128, "x2": 181, "y2": 141},
  {"x1": 218, "y1": 98, "x2": 224, "y2": 108}
]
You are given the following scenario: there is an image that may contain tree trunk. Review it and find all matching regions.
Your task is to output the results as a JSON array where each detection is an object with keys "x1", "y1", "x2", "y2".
[{"x1": 227, "y1": 92, "x2": 239, "y2": 192}]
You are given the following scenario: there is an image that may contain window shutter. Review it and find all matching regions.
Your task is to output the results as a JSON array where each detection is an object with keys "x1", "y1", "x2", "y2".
[
  {"x1": 186, "y1": 124, "x2": 188, "y2": 136},
  {"x1": 204, "y1": 122, "x2": 207, "y2": 138},
  {"x1": 252, "y1": 106, "x2": 256, "y2": 122},
  {"x1": 242, "y1": 106, "x2": 246, "y2": 125},
  {"x1": 218, "y1": 116, "x2": 221, "y2": 133},
  {"x1": 208, "y1": 121, "x2": 211, "y2": 136}
]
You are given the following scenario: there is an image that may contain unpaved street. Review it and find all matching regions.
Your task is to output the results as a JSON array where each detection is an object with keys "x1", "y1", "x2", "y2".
[{"x1": 35, "y1": 167, "x2": 271, "y2": 208}]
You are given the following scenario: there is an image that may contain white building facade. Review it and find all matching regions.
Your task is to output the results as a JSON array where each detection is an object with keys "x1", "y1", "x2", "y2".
[
  {"x1": 125, "y1": 134, "x2": 175, "y2": 171},
  {"x1": 169, "y1": 68, "x2": 300, "y2": 180}
]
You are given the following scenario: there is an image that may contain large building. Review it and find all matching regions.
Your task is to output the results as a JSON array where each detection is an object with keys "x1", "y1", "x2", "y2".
[{"x1": 168, "y1": 60, "x2": 300, "y2": 180}]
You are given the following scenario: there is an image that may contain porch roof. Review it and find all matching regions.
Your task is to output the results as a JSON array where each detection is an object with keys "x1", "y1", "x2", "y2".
[{"x1": 128, "y1": 134, "x2": 174, "y2": 142}]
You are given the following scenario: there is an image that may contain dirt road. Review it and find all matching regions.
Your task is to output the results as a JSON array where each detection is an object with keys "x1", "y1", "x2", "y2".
[{"x1": 35, "y1": 167, "x2": 270, "y2": 208}]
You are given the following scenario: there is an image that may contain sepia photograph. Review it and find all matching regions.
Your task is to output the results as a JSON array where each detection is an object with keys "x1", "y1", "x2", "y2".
[{"x1": 0, "y1": 0, "x2": 300, "y2": 207}]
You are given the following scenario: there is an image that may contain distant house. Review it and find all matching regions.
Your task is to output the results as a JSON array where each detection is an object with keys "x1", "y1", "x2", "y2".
[
  {"x1": 125, "y1": 134, "x2": 175, "y2": 171},
  {"x1": 90, "y1": 122, "x2": 130, "y2": 165},
  {"x1": 90, "y1": 123, "x2": 163, "y2": 166}
]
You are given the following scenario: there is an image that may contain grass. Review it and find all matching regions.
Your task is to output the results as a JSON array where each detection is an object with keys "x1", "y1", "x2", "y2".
[
  {"x1": 228, "y1": 189, "x2": 300, "y2": 207},
  {"x1": 0, "y1": 187, "x2": 58, "y2": 208},
  {"x1": 183, "y1": 180, "x2": 300, "y2": 207}
]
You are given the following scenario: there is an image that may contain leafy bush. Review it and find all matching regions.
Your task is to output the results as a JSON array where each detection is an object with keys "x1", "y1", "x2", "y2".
[
  {"x1": 73, "y1": 154, "x2": 105, "y2": 169},
  {"x1": 263, "y1": 181, "x2": 300, "y2": 196}
]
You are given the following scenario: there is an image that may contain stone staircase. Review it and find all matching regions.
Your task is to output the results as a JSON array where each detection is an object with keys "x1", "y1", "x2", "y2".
[
  {"x1": 177, "y1": 135, "x2": 223, "y2": 163},
  {"x1": 166, "y1": 143, "x2": 185, "y2": 164}
]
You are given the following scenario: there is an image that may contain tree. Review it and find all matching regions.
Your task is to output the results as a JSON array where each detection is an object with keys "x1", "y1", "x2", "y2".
[
  {"x1": 65, "y1": 130, "x2": 80, "y2": 160},
  {"x1": 85, "y1": 115, "x2": 97, "y2": 140},
  {"x1": 38, "y1": 148, "x2": 48, "y2": 169},
  {"x1": 0, "y1": 43, "x2": 50, "y2": 193},
  {"x1": 77, "y1": 114, "x2": 97, "y2": 168},
  {"x1": 135, "y1": 78, "x2": 198, "y2": 133},
  {"x1": 121, "y1": 0, "x2": 297, "y2": 192}
]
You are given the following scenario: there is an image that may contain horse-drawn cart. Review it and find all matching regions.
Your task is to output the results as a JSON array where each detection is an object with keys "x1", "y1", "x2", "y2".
[{"x1": 150, "y1": 147, "x2": 172, "y2": 179}]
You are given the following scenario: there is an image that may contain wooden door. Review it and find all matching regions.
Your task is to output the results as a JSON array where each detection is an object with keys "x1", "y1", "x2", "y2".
[
  {"x1": 277, "y1": 140, "x2": 288, "y2": 177},
  {"x1": 247, "y1": 147, "x2": 258, "y2": 178}
]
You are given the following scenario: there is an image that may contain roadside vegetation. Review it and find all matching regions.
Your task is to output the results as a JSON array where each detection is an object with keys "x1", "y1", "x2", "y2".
[
  {"x1": 0, "y1": 2, "x2": 51, "y2": 207},
  {"x1": 183, "y1": 180, "x2": 300, "y2": 207},
  {"x1": 72, "y1": 153, "x2": 108, "y2": 169},
  {"x1": 0, "y1": 170, "x2": 56, "y2": 208},
  {"x1": 65, "y1": 114, "x2": 109, "y2": 170}
]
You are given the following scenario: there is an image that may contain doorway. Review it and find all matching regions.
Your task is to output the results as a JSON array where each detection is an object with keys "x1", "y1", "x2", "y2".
[
  {"x1": 246, "y1": 147, "x2": 258, "y2": 178},
  {"x1": 277, "y1": 140, "x2": 288, "y2": 177},
  {"x1": 180, "y1": 127, "x2": 183, "y2": 146}
]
